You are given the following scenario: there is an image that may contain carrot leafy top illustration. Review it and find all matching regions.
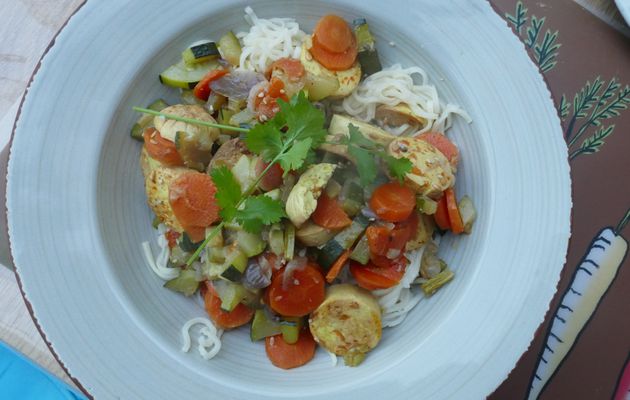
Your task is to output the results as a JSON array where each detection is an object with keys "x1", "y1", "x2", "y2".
[
  {"x1": 559, "y1": 77, "x2": 630, "y2": 160},
  {"x1": 506, "y1": 1, "x2": 561, "y2": 73}
]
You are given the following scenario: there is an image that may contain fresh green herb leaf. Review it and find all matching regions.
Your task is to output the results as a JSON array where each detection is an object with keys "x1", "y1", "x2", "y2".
[
  {"x1": 345, "y1": 124, "x2": 376, "y2": 149},
  {"x1": 348, "y1": 145, "x2": 377, "y2": 186},
  {"x1": 235, "y1": 195, "x2": 286, "y2": 233},
  {"x1": 278, "y1": 92, "x2": 327, "y2": 147},
  {"x1": 210, "y1": 166, "x2": 241, "y2": 221},
  {"x1": 245, "y1": 123, "x2": 283, "y2": 162},
  {"x1": 277, "y1": 138, "x2": 312, "y2": 174},
  {"x1": 382, "y1": 153, "x2": 413, "y2": 183}
]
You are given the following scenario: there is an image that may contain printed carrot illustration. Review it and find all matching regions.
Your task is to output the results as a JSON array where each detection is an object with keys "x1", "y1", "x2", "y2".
[
  {"x1": 526, "y1": 209, "x2": 630, "y2": 400},
  {"x1": 613, "y1": 352, "x2": 630, "y2": 400}
]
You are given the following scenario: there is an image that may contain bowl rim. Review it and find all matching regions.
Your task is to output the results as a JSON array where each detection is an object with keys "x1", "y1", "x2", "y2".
[{"x1": 4, "y1": 1, "x2": 571, "y2": 399}]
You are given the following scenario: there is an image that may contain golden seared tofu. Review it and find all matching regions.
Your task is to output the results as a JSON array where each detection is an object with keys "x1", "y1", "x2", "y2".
[
  {"x1": 300, "y1": 38, "x2": 361, "y2": 99},
  {"x1": 153, "y1": 104, "x2": 219, "y2": 143},
  {"x1": 309, "y1": 284, "x2": 382, "y2": 361},
  {"x1": 285, "y1": 163, "x2": 336, "y2": 227},
  {"x1": 387, "y1": 137, "x2": 455, "y2": 199},
  {"x1": 140, "y1": 148, "x2": 188, "y2": 232}
]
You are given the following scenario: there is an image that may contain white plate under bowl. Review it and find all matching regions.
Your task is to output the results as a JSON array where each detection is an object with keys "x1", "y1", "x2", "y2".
[
  {"x1": 7, "y1": 0, "x2": 571, "y2": 399},
  {"x1": 616, "y1": 0, "x2": 630, "y2": 26}
]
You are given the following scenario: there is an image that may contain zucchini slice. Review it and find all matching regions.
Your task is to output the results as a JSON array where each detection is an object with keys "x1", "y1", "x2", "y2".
[
  {"x1": 212, "y1": 280, "x2": 250, "y2": 312},
  {"x1": 218, "y1": 31, "x2": 242, "y2": 66},
  {"x1": 159, "y1": 59, "x2": 220, "y2": 89},
  {"x1": 164, "y1": 269, "x2": 199, "y2": 296},
  {"x1": 318, "y1": 214, "x2": 369, "y2": 269},
  {"x1": 182, "y1": 41, "x2": 220, "y2": 66},
  {"x1": 220, "y1": 246, "x2": 248, "y2": 282},
  {"x1": 353, "y1": 18, "x2": 382, "y2": 78},
  {"x1": 130, "y1": 99, "x2": 169, "y2": 141},
  {"x1": 250, "y1": 309, "x2": 282, "y2": 341}
]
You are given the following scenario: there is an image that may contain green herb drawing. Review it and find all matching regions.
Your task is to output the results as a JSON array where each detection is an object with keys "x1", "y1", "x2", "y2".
[
  {"x1": 561, "y1": 76, "x2": 630, "y2": 160},
  {"x1": 506, "y1": 1, "x2": 561, "y2": 73}
]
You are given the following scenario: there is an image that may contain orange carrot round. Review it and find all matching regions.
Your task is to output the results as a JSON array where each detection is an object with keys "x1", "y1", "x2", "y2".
[
  {"x1": 143, "y1": 127, "x2": 184, "y2": 166},
  {"x1": 204, "y1": 283, "x2": 254, "y2": 329},
  {"x1": 169, "y1": 172, "x2": 220, "y2": 236},
  {"x1": 268, "y1": 263, "x2": 325, "y2": 317},
  {"x1": 369, "y1": 182, "x2": 416, "y2": 222},
  {"x1": 312, "y1": 193, "x2": 352, "y2": 230},
  {"x1": 313, "y1": 15, "x2": 354, "y2": 53},
  {"x1": 310, "y1": 34, "x2": 358, "y2": 71},
  {"x1": 265, "y1": 329, "x2": 316, "y2": 369},
  {"x1": 349, "y1": 258, "x2": 406, "y2": 290}
]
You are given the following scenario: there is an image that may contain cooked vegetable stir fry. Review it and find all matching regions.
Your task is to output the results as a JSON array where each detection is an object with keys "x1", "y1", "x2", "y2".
[{"x1": 134, "y1": 8, "x2": 475, "y2": 369}]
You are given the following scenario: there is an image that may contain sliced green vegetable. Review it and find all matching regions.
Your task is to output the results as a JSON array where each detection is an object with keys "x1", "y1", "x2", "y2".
[
  {"x1": 218, "y1": 31, "x2": 242, "y2": 66},
  {"x1": 220, "y1": 246, "x2": 248, "y2": 282},
  {"x1": 151, "y1": 215, "x2": 161, "y2": 229},
  {"x1": 340, "y1": 179, "x2": 364, "y2": 217},
  {"x1": 237, "y1": 230, "x2": 266, "y2": 257},
  {"x1": 353, "y1": 18, "x2": 382, "y2": 78},
  {"x1": 159, "y1": 58, "x2": 220, "y2": 89},
  {"x1": 318, "y1": 214, "x2": 369, "y2": 269},
  {"x1": 458, "y1": 196, "x2": 477, "y2": 234},
  {"x1": 421, "y1": 268, "x2": 454, "y2": 296},
  {"x1": 269, "y1": 223, "x2": 285, "y2": 256},
  {"x1": 180, "y1": 232, "x2": 201, "y2": 252},
  {"x1": 130, "y1": 99, "x2": 169, "y2": 141},
  {"x1": 182, "y1": 41, "x2": 220, "y2": 66},
  {"x1": 279, "y1": 317, "x2": 303, "y2": 344},
  {"x1": 218, "y1": 108, "x2": 236, "y2": 135},
  {"x1": 325, "y1": 179, "x2": 342, "y2": 198},
  {"x1": 417, "y1": 196, "x2": 438, "y2": 215},
  {"x1": 212, "y1": 279, "x2": 250, "y2": 311},
  {"x1": 180, "y1": 89, "x2": 205, "y2": 105},
  {"x1": 164, "y1": 269, "x2": 199, "y2": 296},
  {"x1": 349, "y1": 235, "x2": 370, "y2": 265},
  {"x1": 250, "y1": 309, "x2": 282, "y2": 341},
  {"x1": 284, "y1": 223, "x2": 296, "y2": 260},
  {"x1": 169, "y1": 245, "x2": 191, "y2": 266},
  {"x1": 174, "y1": 130, "x2": 213, "y2": 171},
  {"x1": 303, "y1": 72, "x2": 340, "y2": 101}
]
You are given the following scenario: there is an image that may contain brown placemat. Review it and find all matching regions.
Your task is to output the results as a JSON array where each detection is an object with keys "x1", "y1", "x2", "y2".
[{"x1": 487, "y1": 1, "x2": 630, "y2": 399}]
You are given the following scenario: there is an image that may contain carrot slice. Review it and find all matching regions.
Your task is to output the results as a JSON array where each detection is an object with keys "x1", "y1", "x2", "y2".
[
  {"x1": 445, "y1": 188, "x2": 464, "y2": 234},
  {"x1": 268, "y1": 263, "x2": 325, "y2": 317},
  {"x1": 417, "y1": 132, "x2": 459, "y2": 167},
  {"x1": 312, "y1": 193, "x2": 352, "y2": 230},
  {"x1": 204, "y1": 283, "x2": 254, "y2": 329},
  {"x1": 265, "y1": 329, "x2": 316, "y2": 369},
  {"x1": 255, "y1": 159, "x2": 284, "y2": 192},
  {"x1": 313, "y1": 15, "x2": 354, "y2": 53},
  {"x1": 310, "y1": 34, "x2": 357, "y2": 71},
  {"x1": 143, "y1": 127, "x2": 184, "y2": 166},
  {"x1": 325, "y1": 249, "x2": 351, "y2": 283},
  {"x1": 269, "y1": 58, "x2": 305, "y2": 81},
  {"x1": 192, "y1": 69, "x2": 228, "y2": 101},
  {"x1": 369, "y1": 182, "x2": 416, "y2": 222},
  {"x1": 349, "y1": 259, "x2": 406, "y2": 290},
  {"x1": 169, "y1": 172, "x2": 220, "y2": 232},
  {"x1": 434, "y1": 194, "x2": 451, "y2": 230}
]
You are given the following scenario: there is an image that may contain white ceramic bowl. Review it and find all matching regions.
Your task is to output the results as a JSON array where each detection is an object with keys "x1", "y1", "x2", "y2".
[{"x1": 7, "y1": 0, "x2": 571, "y2": 398}]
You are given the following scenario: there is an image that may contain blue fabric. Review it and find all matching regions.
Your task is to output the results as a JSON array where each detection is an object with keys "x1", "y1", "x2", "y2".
[{"x1": 0, "y1": 341, "x2": 86, "y2": 400}]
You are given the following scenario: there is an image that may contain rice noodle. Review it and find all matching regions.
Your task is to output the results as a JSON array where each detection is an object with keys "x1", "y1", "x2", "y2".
[
  {"x1": 181, "y1": 317, "x2": 224, "y2": 360},
  {"x1": 372, "y1": 245, "x2": 427, "y2": 327},
  {"x1": 237, "y1": 6, "x2": 306, "y2": 73},
  {"x1": 141, "y1": 224, "x2": 178, "y2": 280},
  {"x1": 337, "y1": 64, "x2": 471, "y2": 135}
]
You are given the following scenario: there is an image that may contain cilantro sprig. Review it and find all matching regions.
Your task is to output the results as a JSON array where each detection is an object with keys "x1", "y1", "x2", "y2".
[
  {"x1": 341, "y1": 124, "x2": 413, "y2": 186},
  {"x1": 134, "y1": 92, "x2": 411, "y2": 267},
  {"x1": 189, "y1": 92, "x2": 326, "y2": 265}
]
